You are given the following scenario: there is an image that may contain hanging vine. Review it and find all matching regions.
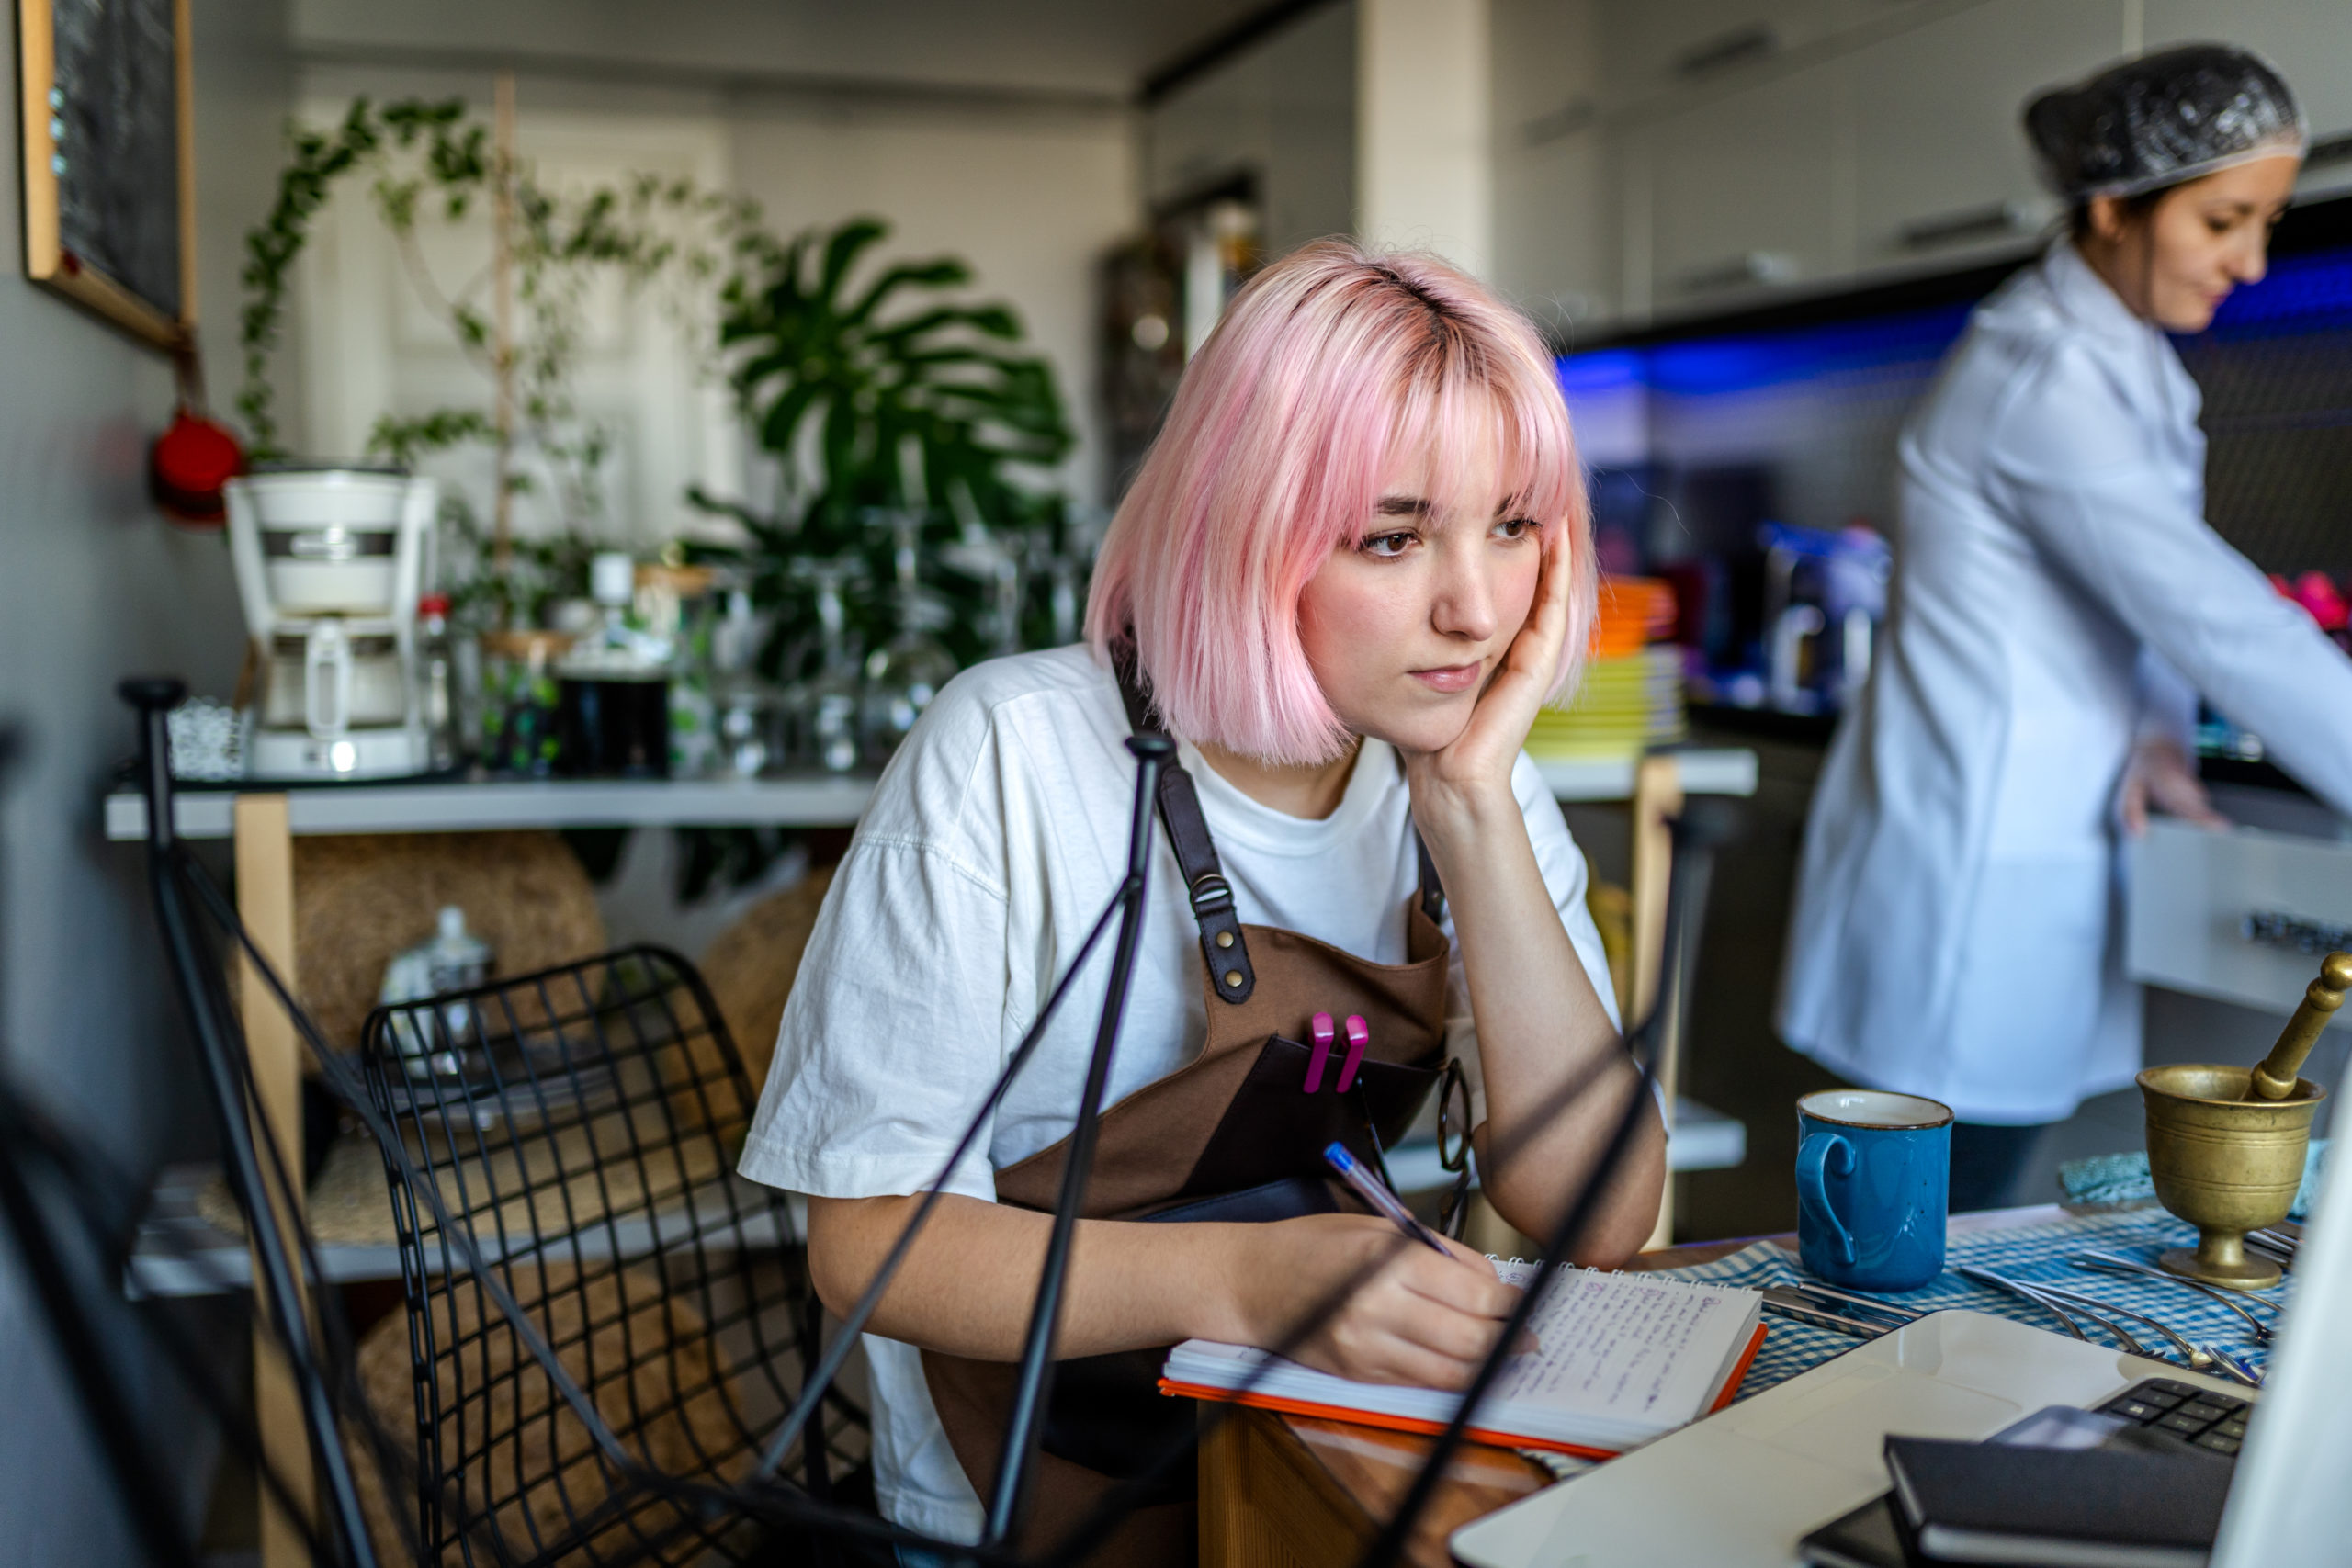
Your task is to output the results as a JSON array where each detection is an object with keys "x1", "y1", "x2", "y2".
[{"x1": 234, "y1": 96, "x2": 767, "y2": 626}]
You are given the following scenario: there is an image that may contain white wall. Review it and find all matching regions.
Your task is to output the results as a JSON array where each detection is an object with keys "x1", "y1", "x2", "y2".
[
  {"x1": 0, "y1": 0, "x2": 297, "y2": 1560},
  {"x1": 287, "y1": 62, "x2": 1136, "y2": 518},
  {"x1": 1358, "y1": 0, "x2": 1493, "y2": 276}
]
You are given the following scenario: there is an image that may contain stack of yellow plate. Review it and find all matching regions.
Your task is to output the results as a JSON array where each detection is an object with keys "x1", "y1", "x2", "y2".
[{"x1": 1525, "y1": 578, "x2": 1686, "y2": 760}]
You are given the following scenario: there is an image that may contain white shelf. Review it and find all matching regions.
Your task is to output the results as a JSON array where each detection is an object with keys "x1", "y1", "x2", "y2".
[
  {"x1": 104, "y1": 748, "x2": 1758, "y2": 842},
  {"x1": 126, "y1": 1164, "x2": 809, "y2": 1298},
  {"x1": 1532, "y1": 749, "x2": 1758, "y2": 803},
  {"x1": 104, "y1": 774, "x2": 877, "y2": 840}
]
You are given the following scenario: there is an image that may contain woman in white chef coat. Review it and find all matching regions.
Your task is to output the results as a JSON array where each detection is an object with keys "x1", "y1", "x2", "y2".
[{"x1": 1781, "y1": 44, "x2": 2352, "y2": 1211}]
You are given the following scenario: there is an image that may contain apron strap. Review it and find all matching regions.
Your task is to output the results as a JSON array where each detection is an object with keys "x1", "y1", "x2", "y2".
[
  {"x1": 1111, "y1": 645, "x2": 1258, "y2": 1005},
  {"x1": 1107, "y1": 645, "x2": 1450, "y2": 993},
  {"x1": 1414, "y1": 830, "x2": 1446, "y2": 927}
]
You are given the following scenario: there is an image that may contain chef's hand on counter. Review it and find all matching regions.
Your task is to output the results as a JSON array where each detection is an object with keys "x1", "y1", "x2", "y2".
[{"x1": 2120, "y1": 734, "x2": 2230, "y2": 837}]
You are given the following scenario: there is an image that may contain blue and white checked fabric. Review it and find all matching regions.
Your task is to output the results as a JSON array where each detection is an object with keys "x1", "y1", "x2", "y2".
[
  {"x1": 1649, "y1": 1205, "x2": 2292, "y2": 1399},
  {"x1": 1513, "y1": 1207, "x2": 2290, "y2": 1481}
]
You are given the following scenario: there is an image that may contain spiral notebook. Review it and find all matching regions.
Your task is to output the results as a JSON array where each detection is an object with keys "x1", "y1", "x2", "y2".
[{"x1": 1159, "y1": 1260, "x2": 1767, "y2": 1458}]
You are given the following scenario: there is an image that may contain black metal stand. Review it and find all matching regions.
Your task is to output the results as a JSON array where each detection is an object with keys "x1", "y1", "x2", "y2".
[
  {"x1": 984, "y1": 733, "x2": 1172, "y2": 1546},
  {"x1": 120, "y1": 679, "x2": 381, "y2": 1568}
]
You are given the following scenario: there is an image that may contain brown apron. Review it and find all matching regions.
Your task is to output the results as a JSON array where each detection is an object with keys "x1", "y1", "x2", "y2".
[{"x1": 921, "y1": 656, "x2": 1454, "y2": 1565}]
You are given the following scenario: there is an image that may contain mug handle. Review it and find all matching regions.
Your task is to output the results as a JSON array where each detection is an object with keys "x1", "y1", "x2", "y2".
[{"x1": 1796, "y1": 1131, "x2": 1857, "y2": 1267}]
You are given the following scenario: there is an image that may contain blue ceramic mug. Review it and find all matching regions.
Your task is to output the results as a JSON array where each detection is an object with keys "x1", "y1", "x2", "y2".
[{"x1": 1794, "y1": 1089, "x2": 1952, "y2": 1292}]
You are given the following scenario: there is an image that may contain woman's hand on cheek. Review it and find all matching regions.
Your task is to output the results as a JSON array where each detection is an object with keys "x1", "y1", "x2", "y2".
[{"x1": 1405, "y1": 527, "x2": 1573, "y2": 829}]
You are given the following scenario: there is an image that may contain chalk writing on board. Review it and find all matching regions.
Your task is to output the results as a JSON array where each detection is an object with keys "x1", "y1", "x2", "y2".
[{"x1": 49, "y1": 0, "x2": 182, "y2": 321}]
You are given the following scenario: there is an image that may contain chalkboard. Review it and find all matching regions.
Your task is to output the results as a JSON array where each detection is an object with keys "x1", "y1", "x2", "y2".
[{"x1": 17, "y1": 0, "x2": 193, "y2": 348}]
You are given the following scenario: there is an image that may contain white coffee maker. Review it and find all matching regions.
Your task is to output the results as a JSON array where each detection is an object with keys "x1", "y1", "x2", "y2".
[{"x1": 225, "y1": 468, "x2": 439, "y2": 780}]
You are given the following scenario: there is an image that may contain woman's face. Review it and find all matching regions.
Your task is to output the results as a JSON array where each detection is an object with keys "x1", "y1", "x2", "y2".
[
  {"x1": 1297, "y1": 432, "x2": 1544, "y2": 755},
  {"x1": 2092, "y1": 154, "x2": 2299, "y2": 332}
]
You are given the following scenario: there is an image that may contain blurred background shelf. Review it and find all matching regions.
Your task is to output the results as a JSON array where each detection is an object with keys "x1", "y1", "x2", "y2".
[{"x1": 104, "y1": 748, "x2": 1759, "y2": 841}]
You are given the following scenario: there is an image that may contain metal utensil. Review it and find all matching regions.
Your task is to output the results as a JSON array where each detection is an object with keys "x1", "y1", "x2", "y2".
[
  {"x1": 1785, "y1": 1280, "x2": 1923, "y2": 1325},
  {"x1": 1962, "y1": 1266, "x2": 2165, "y2": 1358},
  {"x1": 2248, "y1": 1226, "x2": 2299, "y2": 1265},
  {"x1": 1959, "y1": 1266, "x2": 2088, "y2": 1340},
  {"x1": 2015, "y1": 1280, "x2": 2210, "y2": 1370},
  {"x1": 2074, "y1": 1252, "x2": 2278, "y2": 1340},
  {"x1": 1760, "y1": 1288, "x2": 1890, "y2": 1338},
  {"x1": 2203, "y1": 1346, "x2": 2266, "y2": 1390}
]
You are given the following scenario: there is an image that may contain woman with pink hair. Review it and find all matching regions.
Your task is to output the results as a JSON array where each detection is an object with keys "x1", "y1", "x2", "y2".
[{"x1": 740, "y1": 240, "x2": 1663, "y2": 1561}]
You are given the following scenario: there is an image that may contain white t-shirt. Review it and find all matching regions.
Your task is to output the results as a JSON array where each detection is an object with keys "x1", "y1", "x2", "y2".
[{"x1": 737, "y1": 644, "x2": 1617, "y2": 1540}]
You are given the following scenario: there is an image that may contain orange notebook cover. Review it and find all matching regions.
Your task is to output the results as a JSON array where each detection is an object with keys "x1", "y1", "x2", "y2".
[{"x1": 1159, "y1": 1320, "x2": 1769, "y2": 1460}]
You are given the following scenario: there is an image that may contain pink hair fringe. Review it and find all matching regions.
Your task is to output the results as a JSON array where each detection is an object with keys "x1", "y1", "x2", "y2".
[{"x1": 1086, "y1": 239, "x2": 1596, "y2": 765}]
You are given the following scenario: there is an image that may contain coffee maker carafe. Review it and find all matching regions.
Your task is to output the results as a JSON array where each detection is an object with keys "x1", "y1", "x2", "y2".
[{"x1": 226, "y1": 468, "x2": 439, "y2": 780}]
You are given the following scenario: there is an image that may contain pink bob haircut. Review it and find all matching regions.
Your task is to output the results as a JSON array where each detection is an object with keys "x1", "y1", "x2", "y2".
[{"x1": 1085, "y1": 239, "x2": 1595, "y2": 766}]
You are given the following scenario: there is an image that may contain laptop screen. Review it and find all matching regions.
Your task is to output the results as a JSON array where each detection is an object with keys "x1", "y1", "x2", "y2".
[{"x1": 2211, "y1": 1150, "x2": 2349, "y2": 1564}]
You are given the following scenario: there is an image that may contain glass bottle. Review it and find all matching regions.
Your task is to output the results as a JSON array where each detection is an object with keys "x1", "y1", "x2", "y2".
[
  {"x1": 634, "y1": 560, "x2": 719, "y2": 776},
  {"x1": 413, "y1": 592, "x2": 462, "y2": 771},
  {"x1": 479, "y1": 629, "x2": 572, "y2": 776},
  {"x1": 709, "y1": 588, "x2": 780, "y2": 778},
  {"x1": 858, "y1": 509, "x2": 958, "y2": 767},
  {"x1": 555, "y1": 551, "x2": 672, "y2": 777},
  {"x1": 785, "y1": 557, "x2": 865, "y2": 774}
]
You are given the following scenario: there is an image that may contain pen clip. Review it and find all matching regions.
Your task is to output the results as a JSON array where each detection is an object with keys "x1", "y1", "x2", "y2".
[
  {"x1": 1304, "y1": 1011, "x2": 1335, "y2": 1094},
  {"x1": 1337, "y1": 1014, "x2": 1368, "y2": 1093}
]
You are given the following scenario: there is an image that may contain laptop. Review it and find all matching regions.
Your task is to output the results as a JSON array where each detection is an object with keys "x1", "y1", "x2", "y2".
[{"x1": 1452, "y1": 1156, "x2": 2351, "y2": 1568}]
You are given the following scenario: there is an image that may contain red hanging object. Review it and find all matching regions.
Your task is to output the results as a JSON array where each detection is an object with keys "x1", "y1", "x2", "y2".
[
  {"x1": 150, "y1": 334, "x2": 246, "y2": 527},
  {"x1": 151, "y1": 404, "x2": 245, "y2": 525}
]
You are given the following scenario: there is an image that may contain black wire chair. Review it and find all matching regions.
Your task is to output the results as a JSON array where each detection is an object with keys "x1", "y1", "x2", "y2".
[
  {"x1": 15, "y1": 680, "x2": 1732, "y2": 1568},
  {"x1": 357, "y1": 947, "x2": 870, "y2": 1566}
]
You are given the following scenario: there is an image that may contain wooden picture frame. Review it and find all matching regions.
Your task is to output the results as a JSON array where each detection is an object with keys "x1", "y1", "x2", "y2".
[{"x1": 17, "y1": 0, "x2": 197, "y2": 349}]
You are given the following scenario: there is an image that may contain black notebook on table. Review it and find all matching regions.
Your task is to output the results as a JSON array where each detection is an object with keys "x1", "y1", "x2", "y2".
[{"x1": 1880, "y1": 1435, "x2": 2234, "y2": 1568}]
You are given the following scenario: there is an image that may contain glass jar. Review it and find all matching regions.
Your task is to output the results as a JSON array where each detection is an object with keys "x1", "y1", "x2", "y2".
[
  {"x1": 478, "y1": 630, "x2": 573, "y2": 777},
  {"x1": 634, "y1": 561, "x2": 719, "y2": 776}
]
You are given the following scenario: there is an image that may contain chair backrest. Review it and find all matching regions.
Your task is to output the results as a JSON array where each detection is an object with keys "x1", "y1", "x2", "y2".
[{"x1": 359, "y1": 945, "x2": 840, "y2": 1567}]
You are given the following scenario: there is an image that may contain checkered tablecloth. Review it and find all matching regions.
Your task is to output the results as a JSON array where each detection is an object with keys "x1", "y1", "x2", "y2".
[
  {"x1": 1650, "y1": 1205, "x2": 2292, "y2": 1400},
  {"x1": 1513, "y1": 1207, "x2": 2290, "y2": 1481}
]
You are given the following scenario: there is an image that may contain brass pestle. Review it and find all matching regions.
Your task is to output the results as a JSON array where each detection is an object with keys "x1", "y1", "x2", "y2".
[
  {"x1": 2138, "y1": 952, "x2": 2349, "y2": 1290},
  {"x1": 2246, "y1": 952, "x2": 2352, "y2": 1100}
]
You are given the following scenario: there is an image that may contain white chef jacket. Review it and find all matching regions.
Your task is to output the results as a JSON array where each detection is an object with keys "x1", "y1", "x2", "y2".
[{"x1": 1778, "y1": 242, "x2": 2352, "y2": 1123}]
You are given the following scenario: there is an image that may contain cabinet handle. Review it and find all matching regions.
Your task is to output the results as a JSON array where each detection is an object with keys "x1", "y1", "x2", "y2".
[
  {"x1": 2245, "y1": 909, "x2": 2352, "y2": 954},
  {"x1": 1896, "y1": 201, "x2": 2030, "y2": 251},
  {"x1": 2307, "y1": 131, "x2": 2352, "y2": 169},
  {"x1": 1678, "y1": 251, "x2": 1798, "y2": 295},
  {"x1": 1675, "y1": 24, "x2": 1779, "y2": 79}
]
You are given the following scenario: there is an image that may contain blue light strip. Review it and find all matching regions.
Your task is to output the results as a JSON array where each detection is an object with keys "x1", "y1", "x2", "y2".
[{"x1": 1557, "y1": 244, "x2": 2352, "y2": 400}]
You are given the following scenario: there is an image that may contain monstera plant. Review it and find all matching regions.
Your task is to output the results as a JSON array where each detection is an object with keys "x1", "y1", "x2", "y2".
[{"x1": 692, "y1": 216, "x2": 1077, "y2": 675}]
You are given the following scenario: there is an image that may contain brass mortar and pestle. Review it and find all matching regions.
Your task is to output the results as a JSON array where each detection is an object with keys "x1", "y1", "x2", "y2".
[{"x1": 2138, "y1": 950, "x2": 2350, "y2": 1290}]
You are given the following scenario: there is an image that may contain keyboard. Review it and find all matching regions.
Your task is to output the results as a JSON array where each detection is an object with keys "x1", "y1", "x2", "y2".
[{"x1": 2094, "y1": 1376, "x2": 2254, "y2": 1458}]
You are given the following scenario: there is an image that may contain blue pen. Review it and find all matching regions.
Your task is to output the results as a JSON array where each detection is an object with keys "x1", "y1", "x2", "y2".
[{"x1": 1325, "y1": 1141, "x2": 1451, "y2": 1257}]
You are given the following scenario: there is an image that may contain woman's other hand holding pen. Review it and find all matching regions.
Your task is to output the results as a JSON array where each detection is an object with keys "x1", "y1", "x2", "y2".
[{"x1": 1230, "y1": 1213, "x2": 1521, "y2": 1390}]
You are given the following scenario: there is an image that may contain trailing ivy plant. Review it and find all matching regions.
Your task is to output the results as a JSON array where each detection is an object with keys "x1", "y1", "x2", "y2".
[
  {"x1": 691, "y1": 216, "x2": 1077, "y2": 676},
  {"x1": 236, "y1": 96, "x2": 768, "y2": 627}
]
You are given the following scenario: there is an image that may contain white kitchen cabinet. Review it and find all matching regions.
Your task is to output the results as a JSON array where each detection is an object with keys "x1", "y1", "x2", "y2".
[
  {"x1": 2128, "y1": 818, "x2": 2352, "y2": 1021},
  {"x1": 1641, "y1": 57, "x2": 1850, "y2": 315},
  {"x1": 1491, "y1": 0, "x2": 1616, "y2": 328},
  {"x1": 2144, "y1": 0, "x2": 2352, "y2": 201},
  {"x1": 1496, "y1": 125, "x2": 1620, "y2": 333},
  {"x1": 1598, "y1": 0, "x2": 1851, "y2": 108},
  {"x1": 1849, "y1": 0, "x2": 2123, "y2": 275}
]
